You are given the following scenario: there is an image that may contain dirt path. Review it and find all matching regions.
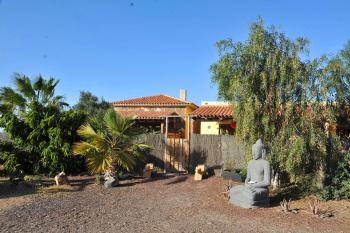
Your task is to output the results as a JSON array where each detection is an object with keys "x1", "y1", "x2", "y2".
[{"x1": 0, "y1": 176, "x2": 349, "y2": 233}]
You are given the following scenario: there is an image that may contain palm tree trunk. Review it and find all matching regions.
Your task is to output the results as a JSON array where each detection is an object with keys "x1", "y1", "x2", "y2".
[
  {"x1": 104, "y1": 163, "x2": 116, "y2": 179},
  {"x1": 104, "y1": 162, "x2": 119, "y2": 187}
]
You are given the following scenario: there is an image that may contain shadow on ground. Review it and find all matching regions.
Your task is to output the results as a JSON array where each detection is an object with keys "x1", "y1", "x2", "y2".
[
  {"x1": 269, "y1": 183, "x2": 306, "y2": 207},
  {"x1": 0, "y1": 176, "x2": 95, "y2": 199},
  {"x1": 0, "y1": 173, "x2": 190, "y2": 200},
  {"x1": 0, "y1": 178, "x2": 37, "y2": 199}
]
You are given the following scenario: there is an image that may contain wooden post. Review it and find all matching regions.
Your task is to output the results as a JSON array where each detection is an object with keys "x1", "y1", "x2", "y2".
[
  {"x1": 160, "y1": 122, "x2": 164, "y2": 134},
  {"x1": 164, "y1": 117, "x2": 168, "y2": 173}
]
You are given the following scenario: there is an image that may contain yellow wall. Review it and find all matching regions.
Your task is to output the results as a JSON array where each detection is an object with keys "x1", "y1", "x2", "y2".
[{"x1": 200, "y1": 121, "x2": 220, "y2": 135}]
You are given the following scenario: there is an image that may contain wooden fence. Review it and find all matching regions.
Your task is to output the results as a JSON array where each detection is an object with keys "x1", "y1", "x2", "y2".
[
  {"x1": 138, "y1": 133, "x2": 246, "y2": 173},
  {"x1": 137, "y1": 134, "x2": 166, "y2": 172},
  {"x1": 189, "y1": 134, "x2": 245, "y2": 172}
]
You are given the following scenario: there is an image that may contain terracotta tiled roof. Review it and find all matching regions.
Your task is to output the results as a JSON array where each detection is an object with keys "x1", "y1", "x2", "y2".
[
  {"x1": 117, "y1": 110, "x2": 178, "y2": 119},
  {"x1": 190, "y1": 105, "x2": 233, "y2": 119},
  {"x1": 112, "y1": 94, "x2": 195, "y2": 107}
]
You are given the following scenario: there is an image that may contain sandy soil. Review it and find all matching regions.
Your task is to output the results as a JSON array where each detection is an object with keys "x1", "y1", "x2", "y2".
[{"x1": 0, "y1": 175, "x2": 349, "y2": 233}]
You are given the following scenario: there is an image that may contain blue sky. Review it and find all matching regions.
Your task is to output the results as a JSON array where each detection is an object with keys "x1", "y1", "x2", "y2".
[{"x1": 0, "y1": 0, "x2": 349, "y2": 106}]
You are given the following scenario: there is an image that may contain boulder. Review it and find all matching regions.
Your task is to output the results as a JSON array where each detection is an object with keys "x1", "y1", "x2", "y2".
[
  {"x1": 54, "y1": 172, "x2": 69, "y2": 186},
  {"x1": 194, "y1": 165, "x2": 206, "y2": 181},
  {"x1": 143, "y1": 163, "x2": 154, "y2": 178},
  {"x1": 104, "y1": 176, "x2": 119, "y2": 188}
]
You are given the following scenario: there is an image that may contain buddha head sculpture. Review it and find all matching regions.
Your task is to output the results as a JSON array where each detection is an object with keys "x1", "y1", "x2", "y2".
[{"x1": 252, "y1": 139, "x2": 265, "y2": 160}]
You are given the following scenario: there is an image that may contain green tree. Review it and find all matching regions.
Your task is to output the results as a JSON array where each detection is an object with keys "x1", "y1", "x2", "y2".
[
  {"x1": 0, "y1": 74, "x2": 67, "y2": 114},
  {"x1": 210, "y1": 19, "x2": 342, "y2": 190},
  {"x1": 73, "y1": 109, "x2": 148, "y2": 177},
  {"x1": 74, "y1": 91, "x2": 110, "y2": 117},
  {"x1": 0, "y1": 74, "x2": 86, "y2": 175},
  {"x1": 319, "y1": 41, "x2": 350, "y2": 199}
]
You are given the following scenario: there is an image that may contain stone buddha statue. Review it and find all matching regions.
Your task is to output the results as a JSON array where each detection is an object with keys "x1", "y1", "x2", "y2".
[{"x1": 229, "y1": 139, "x2": 271, "y2": 208}]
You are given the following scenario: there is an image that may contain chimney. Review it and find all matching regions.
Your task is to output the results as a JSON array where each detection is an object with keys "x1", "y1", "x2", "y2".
[{"x1": 179, "y1": 89, "x2": 187, "y2": 101}]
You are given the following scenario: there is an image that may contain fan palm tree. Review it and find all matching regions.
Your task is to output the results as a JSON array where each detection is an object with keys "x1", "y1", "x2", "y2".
[
  {"x1": 0, "y1": 74, "x2": 67, "y2": 115},
  {"x1": 73, "y1": 109, "x2": 149, "y2": 177}
]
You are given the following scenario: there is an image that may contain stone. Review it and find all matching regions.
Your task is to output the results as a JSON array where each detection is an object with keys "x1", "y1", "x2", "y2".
[
  {"x1": 194, "y1": 164, "x2": 206, "y2": 181},
  {"x1": 229, "y1": 139, "x2": 271, "y2": 208},
  {"x1": 104, "y1": 176, "x2": 119, "y2": 188},
  {"x1": 143, "y1": 163, "x2": 154, "y2": 178},
  {"x1": 54, "y1": 172, "x2": 69, "y2": 186}
]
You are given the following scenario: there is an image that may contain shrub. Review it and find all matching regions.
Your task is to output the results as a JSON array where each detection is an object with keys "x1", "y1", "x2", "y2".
[
  {"x1": 0, "y1": 75, "x2": 87, "y2": 175},
  {"x1": 320, "y1": 152, "x2": 350, "y2": 200}
]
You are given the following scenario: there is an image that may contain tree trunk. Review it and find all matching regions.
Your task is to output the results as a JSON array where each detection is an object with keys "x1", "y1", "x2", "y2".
[
  {"x1": 271, "y1": 171, "x2": 280, "y2": 189},
  {"x1": 104, "y1": 163, "x2": 119, "y2": 188}
]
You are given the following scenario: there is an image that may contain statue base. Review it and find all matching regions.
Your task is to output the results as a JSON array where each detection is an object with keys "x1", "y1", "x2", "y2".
[{"x1": 229, "y1": 185, "x2": 270, "y2": 209}]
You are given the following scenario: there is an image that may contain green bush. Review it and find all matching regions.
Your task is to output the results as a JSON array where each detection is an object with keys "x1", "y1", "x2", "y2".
[
  {"x1": 320, "y1": 152, "x2": 350, "y2": 200},
  {"x1": 0, "y1": 140, "x2": 35, "y2": 175},
  {"x1": 0, "y1": 75, "x2": 87, "y2": 176}
]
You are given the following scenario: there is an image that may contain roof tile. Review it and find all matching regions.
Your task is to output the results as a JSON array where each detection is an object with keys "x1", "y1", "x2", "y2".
[
  {"x1": 117, "y1": 109, "x2": 178, "y2": 119},
  {"x1": 112, "y1": 94, "x2": 194, "y2": 106},
  {"x1": 190, "y1": 105, "x2": 233, "y2": 118}
]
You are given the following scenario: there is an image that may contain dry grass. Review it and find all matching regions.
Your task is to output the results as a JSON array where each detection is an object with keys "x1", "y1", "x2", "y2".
[{"x1": 37, "y1": 185, "x2": 78, "y2": 194}]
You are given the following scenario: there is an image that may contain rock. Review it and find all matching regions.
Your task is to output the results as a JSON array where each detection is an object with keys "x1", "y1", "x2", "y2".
[
  {"x1": 54, "y1": 172, "x2": 69, "y2": 186},
  {"x1": 194, "y1": 165, "x2": 206, "y2": 181},
  {"x1": 143, "y1": 163, "x2": 154, "y2": 178},
  {"x1": 104, "y1": 176, "x2": 119, "y2": 188}
]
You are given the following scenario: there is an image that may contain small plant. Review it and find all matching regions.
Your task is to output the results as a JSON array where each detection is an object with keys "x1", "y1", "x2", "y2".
[
  {"x1": 279, "y1": 198, "x2": 298, "y2": 213},
  {"x1": 280, "y1": 198, "x2": 291, "y2": 212},
  {"x1": 308, "y1": 197, "x2": 321, "y2": 215},
  {"x1": 306, "y1": 197, "x2": 334, "y2": 218},
  {"x1": 222, "y1": 181, "x2": 233, "y2": 200}
]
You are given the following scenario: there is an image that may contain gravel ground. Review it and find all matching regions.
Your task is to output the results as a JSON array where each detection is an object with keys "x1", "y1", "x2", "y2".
[{"x1": 0, "y1": 175, "x2": 349, "y2": 233}]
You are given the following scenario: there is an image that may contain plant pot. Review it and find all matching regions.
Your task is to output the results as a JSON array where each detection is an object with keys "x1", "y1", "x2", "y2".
[{"x1": 222, "y1": 170, "x2": 242, "y2": 181}]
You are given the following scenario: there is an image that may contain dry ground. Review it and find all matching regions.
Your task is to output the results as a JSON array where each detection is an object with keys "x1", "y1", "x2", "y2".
[{"x1": 0, "y1": 175, "x2": 349, "y2": 233}]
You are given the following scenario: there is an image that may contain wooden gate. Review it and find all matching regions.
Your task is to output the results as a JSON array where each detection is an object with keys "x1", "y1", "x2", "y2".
[{"x1": 164, "y1": 138, "x2": 189, "y2": 172}]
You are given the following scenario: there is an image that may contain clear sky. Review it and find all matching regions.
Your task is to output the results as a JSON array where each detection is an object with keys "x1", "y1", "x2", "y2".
[{"x1": 0, "y1": 0, "x2": 349, "y2": 106}]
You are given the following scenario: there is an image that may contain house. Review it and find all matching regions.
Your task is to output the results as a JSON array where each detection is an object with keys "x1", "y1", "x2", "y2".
[
  {"x1": 190, "y1": 101, "x2": 235, "y2": 135},
  {"x1": 112, "y1": 90, "x2": 198, "y2": 138}
]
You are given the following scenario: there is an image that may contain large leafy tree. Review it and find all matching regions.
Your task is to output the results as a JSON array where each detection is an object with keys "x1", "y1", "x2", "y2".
[
  {"x1": 211, "y1": 19, "x2": 345, "y2": 189},
  {"x1": 0, "y1": 74, "x2": 86, "y2": 175},
  {"x1": 73, "y1": 109, "x2": 148, "y2": 176},
  {"x1": 73, "y1": 91, "x2": 110, "y2": 117},
  {"x1": 318, "y1": 41, "x2": 350, "y2": 199}
]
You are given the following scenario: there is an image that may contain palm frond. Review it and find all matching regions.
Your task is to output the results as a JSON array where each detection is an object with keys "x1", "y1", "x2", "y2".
[
  {"x1": 0, "y1": 87, "x2": 26, "y2": 110},
  {"x1": 76, "y1": 123, "x2": 107, "y2": 149},
  {"x1": 33, "y1": 75, "x2": 45, "y2": 91},
  {"x1": 73, "y1": 141, "x2": 99, "y2": 155},
  {"x1": 85, "y1": 152, "x2": 112, "y2": 174},
  {"x1": 50, "y1": 95, "x2": 68, "y2": 108},
  {"x1": 112, "y1": 150, "x2": 137, "y2": 171},
  {"x1": 13, "y1": 74, "x2": 35, "y2": 100},
  {"x1": 44, "y1": 78, "x2": 59, "y2": 100},
  {"x1": 77, "y1": 123, "x2": 99, "y2": 139},
  {"x1": 103, "y1": 109, "x2": 120, "y2": 136}
]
